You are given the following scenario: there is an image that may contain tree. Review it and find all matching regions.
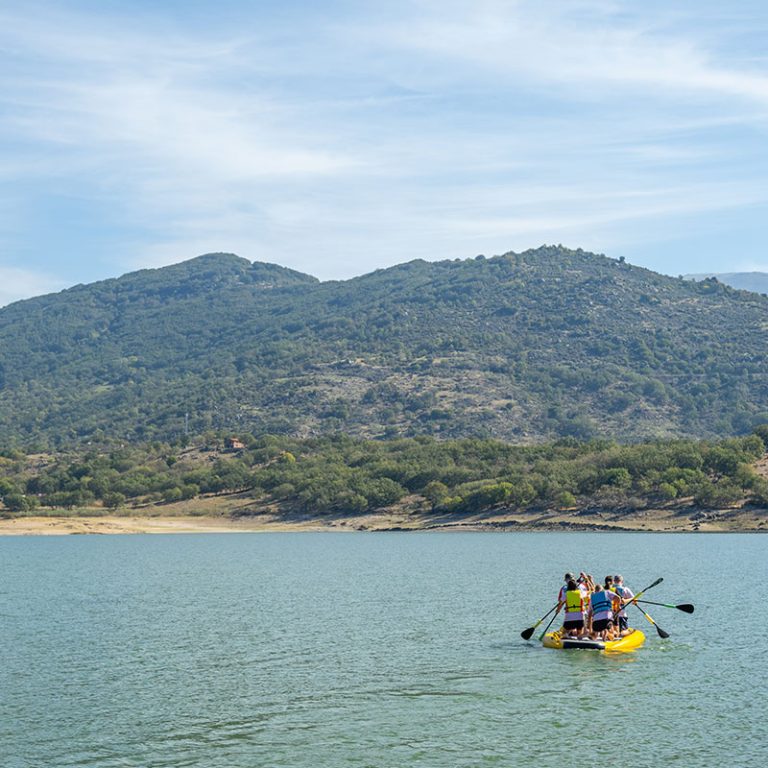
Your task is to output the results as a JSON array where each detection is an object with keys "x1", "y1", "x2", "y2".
[
  {"x1": 103, "y1": 492, "x2": 126, "y2": 509},
  {"x1": 3, "y1": 493, "x2": 36, "y2": 512},
  {"x1": 599, "y1": 467, "x2": 632, "y2": 490},
  {"x1": 423, "y1": 481, "x2": 450, "y2": 509},
  {"x1": 162, "y1": 487, "x2": 183, "y2": 503},
  {"x1": 751, "y1": 424, "x2": 768, "y2": 450},
  {"x1": 657, "y1": 482, "x2": 677, "y2": 501},
  {"x1": 0, "y1": 478, "x2": 18, "y2": 496}
]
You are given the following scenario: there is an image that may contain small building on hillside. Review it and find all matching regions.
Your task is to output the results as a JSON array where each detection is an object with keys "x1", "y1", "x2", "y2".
[{"x1": 224, "y1": 437, "x2": 245, "y2": 451}]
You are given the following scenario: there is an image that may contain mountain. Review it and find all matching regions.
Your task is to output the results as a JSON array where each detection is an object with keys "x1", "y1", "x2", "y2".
[
  {"x1": 685, "y1": 272, "x2": 768, "y2": 295},
  {"x1": 1, "y1": 246, "x2": 768, "y2": 448}
]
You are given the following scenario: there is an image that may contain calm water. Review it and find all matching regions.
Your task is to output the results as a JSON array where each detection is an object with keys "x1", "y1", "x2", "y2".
[{"x1": 1, "y1": 532, "x2": 765, "y2": 768}]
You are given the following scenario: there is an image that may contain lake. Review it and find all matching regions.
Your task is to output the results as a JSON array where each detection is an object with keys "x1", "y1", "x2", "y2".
[{"x1": 1, "y1": 532, "x2": 765, "y2": 767}]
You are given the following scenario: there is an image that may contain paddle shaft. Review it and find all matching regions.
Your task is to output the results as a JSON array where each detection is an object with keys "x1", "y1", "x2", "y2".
[
  {"x1": 520, "y1": 601, "x2": 561, "y2": 639},
  {"x1": 633, "y1": 603, "x2": 670, "y2": 639},
  {"x1": 538, "y1": 609, "x2": 561, "y2": 642},
  {"x1": 583, "y1": 577, "x2": 664, "y2": 639},
  {"x1": 604, "y1": 576, "x2": 662, "y2": 617},
  {"x1": 631, "y1": 577, "x2": 663, "y2": 603},
  {"x1": 523, "y1": 577, "x2": 663, "y2": 641},
  {"x1": 548, "y1": 577, "x2": 662, "y2": 641},
  {"x1": 637, "y1": 599, "x2": 694, "y2": 613}
]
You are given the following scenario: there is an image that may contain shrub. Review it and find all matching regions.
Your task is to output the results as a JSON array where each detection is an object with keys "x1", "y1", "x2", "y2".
[
  {"x1": 3, "y1": 493, "x2": 36, "y2": 512},
  {"x1": 103, "y1": 492, "x2": 126, "y2": 509}
]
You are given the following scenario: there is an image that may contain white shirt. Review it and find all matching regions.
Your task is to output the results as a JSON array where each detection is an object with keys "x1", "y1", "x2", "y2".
[{"x1": 615, "y1": 585, "x2": 634, "y2": 618}]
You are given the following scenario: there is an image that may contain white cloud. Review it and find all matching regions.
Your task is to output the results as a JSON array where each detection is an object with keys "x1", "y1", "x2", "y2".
[
  {"x1": 443, "y1": 180, "x2": 768, "y2": 234},
  {"x1": 50, "y1": 79, "x2": 353, "y2": 179},
  {"x1": 0, "y1": 7, "x2": 358, "y2": 190},
  {"x1": 1, "y1": 1, "x2": 768, "y2": 283},
  {"x1": 365, "y1": 0, "x2": 768, "y2": 107}
]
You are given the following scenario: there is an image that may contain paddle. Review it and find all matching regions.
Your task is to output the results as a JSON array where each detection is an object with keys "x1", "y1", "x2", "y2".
[
  {"x1": 538, "y1": 609, "x2": 561, "y2": 642},
  {"x1": 522, "y1": 577, "x2": 664, "y2": 642},
  {"x1": 521, "y1": 601, "x2": 561, "y2": 640},
  {"x1": 633, "y1": 603, "x2": 670, "y2": 639},
  {"x1": 611, "y1": 576, "x2": 664, "y2": 638},
  {"x1": 631, "y1": 576, "x2": 663, "y2": 600},
  {"x1": 637, "y1": 599, "x2": 694, "y2": 614}
]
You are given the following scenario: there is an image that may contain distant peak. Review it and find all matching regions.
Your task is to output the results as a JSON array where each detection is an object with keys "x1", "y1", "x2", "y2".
[
  {"x1": 188, "y1": 252, "x2": 251, "y2": 266},
  {"x1": 129, "y1": 253, "x2": 319, "y2": 286}
]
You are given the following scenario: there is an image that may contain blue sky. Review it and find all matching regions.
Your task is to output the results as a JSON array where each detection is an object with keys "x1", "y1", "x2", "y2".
[{"x1": 2, "y1": 1, "x2": 768, "y2": 304}]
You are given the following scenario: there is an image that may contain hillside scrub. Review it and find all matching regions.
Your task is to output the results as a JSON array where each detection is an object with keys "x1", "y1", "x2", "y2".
[
  {"x1": 2, "y1": 248, "x2": 768, "y2": 446},
  {"x1": 2, "y1": 431, "x2": 767, "y2": 519}
]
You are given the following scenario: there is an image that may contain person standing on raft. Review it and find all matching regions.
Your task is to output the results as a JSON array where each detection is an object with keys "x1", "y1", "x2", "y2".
[
  {"x1": 577, "y1": 572, "x2": 594, "y2": 633},
  {"x1": 561, "y1": 578, "x2": 586, "y2": 637},
  {"x1": 557, "y1": 572, "x2": 574, "y2": 604},
  {"x1": 589, "y1": 583, "x2": 621, "y2": 641},
  {"x1": 613, "y1": 574, "x2": 635, "y2": 637},
  {"x1": 554, "y1": 572, "x2": 575, "y2": 622}
]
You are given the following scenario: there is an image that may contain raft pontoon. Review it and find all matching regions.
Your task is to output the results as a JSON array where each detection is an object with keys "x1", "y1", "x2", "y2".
[{"x1": 542, "y1": 627, "x2": 645, "y2": 652}]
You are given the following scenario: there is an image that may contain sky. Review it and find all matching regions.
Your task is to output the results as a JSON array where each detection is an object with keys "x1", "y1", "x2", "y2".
[{"x1": 2, "y1": 0, "x2": 768, "y2": 305}]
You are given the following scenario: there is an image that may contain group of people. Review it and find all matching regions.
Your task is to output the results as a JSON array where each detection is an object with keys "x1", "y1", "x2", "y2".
[{"x1": 557, "y1": 572, "x2": 636, "y2": 641}]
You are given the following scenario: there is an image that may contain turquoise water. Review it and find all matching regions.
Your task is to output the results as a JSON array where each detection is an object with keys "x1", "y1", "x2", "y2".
[{"x1": 1, "y1": 532, "x2": 765, "y2": 767}]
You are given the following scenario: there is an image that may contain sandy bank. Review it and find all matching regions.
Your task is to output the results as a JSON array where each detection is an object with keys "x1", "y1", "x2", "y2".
[
  {"x1": 0, "y1": 515, "x2": 337, "y2": 536},
  {"x1": 0, "y1": 505, "x2": 765, "y2": 535}
]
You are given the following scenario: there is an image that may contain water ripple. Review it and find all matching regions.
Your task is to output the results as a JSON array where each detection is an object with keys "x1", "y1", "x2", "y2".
[{"x1": 1, "y1": 532, "x2": 766, "y2": 767}]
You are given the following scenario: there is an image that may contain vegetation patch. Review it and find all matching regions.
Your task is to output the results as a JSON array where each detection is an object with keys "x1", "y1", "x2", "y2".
[
  {"x1": 2, "y1": 248, "x2": 768, "y2": 446},
  {"x1": 2, "y1": 428, "x2": 768, "y2": 521}
]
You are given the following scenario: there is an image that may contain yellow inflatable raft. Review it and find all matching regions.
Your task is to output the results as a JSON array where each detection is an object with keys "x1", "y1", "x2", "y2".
[{"x1": 542, "y1": 628, "x2": 645, "y2": 652}]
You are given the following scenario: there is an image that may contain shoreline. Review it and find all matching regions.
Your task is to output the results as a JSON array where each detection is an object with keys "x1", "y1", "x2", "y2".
[{"x1": 1, "y1": 506, "x2": 765, "y2": 535}]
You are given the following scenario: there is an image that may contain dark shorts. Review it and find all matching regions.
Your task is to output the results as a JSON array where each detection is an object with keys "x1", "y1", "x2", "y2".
[
  {"x1": 618, "y1": 615, "x2": 628, "y2": 631},
  {"x1": 593, "y1": 618, "x2": 611, "y2": 632},
  {"x1": 564, "y1": 619, "x2": 584, "y2": 630}
]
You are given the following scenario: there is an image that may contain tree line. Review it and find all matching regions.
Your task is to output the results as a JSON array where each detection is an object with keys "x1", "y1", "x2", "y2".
[{"x1": 1, "y1": 428, "x2": 767, "y2": 517}]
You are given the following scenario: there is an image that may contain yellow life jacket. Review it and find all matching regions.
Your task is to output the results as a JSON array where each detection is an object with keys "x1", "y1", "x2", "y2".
[{"x1": 565, "y1": 589, "x2": 583, "y2": 614}]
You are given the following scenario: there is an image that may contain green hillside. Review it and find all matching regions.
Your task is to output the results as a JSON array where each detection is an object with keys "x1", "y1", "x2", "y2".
[{"x1": 1, "y1": 246, "x2": 767, "y2": 447}]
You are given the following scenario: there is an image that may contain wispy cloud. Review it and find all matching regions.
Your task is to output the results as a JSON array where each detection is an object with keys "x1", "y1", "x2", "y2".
[
  {"x1": 1, "y1": 11, "x2": 357, "y2": 181},
  {"x1": 0, "y1": 5, "x2": 366, "y2": 285},
  {"x1": 1, "y1": 1, "x2": 768, "y2": 295},
  {"x1": 364, "y1": 0, "x2": 768, "y2": 106}
]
